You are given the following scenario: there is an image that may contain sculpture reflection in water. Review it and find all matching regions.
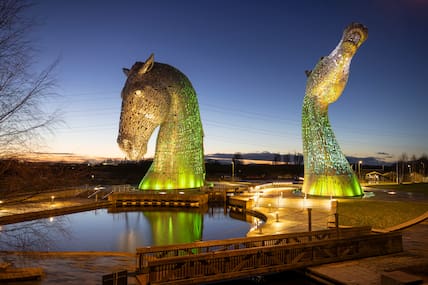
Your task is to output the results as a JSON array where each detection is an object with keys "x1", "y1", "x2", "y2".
[
  {"x1": 143, "y1": 211, "x2": 203, "y2": 246},
  {"x1": 302, "y1": 23, "x2": 368, "y2": 197},
  {"x1": 117, "y1": 54, "x2": 205, "y2": 190}
]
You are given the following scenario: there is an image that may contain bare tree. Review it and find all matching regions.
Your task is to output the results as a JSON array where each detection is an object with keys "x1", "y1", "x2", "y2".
[{"x1": 0, "y1": 0, "x2": 59, "y2": 159}]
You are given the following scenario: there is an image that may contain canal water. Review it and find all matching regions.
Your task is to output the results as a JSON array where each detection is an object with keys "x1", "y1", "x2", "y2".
[
  {"x1": 1, "y1": 207, "x2": 316, "y2": 284},
  {"x1": 0, "y1": 207, "x2": 252, "y2": 252}
]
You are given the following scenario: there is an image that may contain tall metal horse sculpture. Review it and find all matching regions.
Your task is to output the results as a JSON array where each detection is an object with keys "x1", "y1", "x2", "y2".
[
  {"x1": 302, "y1": 23, "x2": 368, "y2": 197},
  {"x1": 117, "y1": 54, "x2": 205, "y2": 190}
]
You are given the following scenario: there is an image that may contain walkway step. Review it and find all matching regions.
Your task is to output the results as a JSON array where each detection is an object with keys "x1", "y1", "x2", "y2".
[{"x1": 381, "y1": 271, "x2": 423, "y2": 285}]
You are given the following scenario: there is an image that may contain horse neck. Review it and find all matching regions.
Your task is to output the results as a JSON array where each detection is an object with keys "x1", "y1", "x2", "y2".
[
  {"x1": 302, "y1": 95, "x2": 349, "y2": 174},
  {"x1": 154, "y1": 88, "x2": 204, "y2": 170}
]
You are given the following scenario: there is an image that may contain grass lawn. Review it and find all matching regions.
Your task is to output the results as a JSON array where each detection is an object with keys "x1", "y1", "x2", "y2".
[
  {"x1": 337, "y1": 199, "x2": 428, "y2": 229},
  {"x1": 364, "y1": 182, "x2": 428, "y2": 193}
]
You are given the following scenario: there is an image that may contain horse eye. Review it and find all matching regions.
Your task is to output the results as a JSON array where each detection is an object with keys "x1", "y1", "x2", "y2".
[{"x1": 134, "y1": 90, "x2": 142, "y2": 95}]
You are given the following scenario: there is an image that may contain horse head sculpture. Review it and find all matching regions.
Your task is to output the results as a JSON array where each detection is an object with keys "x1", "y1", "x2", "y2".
[
  {"x1": 118, "y1": 54, "x2": 205, "y2": 190},
  {"x1": 302, "y1": 23, "x2": 368, "y2": 197}
]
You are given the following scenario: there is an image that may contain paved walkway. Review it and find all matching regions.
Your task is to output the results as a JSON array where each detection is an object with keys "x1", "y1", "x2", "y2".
[{"x1": 0, "y1": 197, "x2": 98, "y2": 218}]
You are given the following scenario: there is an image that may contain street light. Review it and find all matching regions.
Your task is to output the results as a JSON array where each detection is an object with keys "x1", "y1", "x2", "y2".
[
  {"x1": 358, "y1": 161, "x2": 363, "y2": 179},
  {"x1": 408, "y1": 164, "x2": 412, "y2": 182},
  {"x1": 396, "y1": 161, "x2": 399, "y2": 184}
]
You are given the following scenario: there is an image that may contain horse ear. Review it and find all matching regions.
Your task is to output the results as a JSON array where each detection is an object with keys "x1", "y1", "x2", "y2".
[
  {"x1": 305, "y1": 70, "x2": 312, "y2": 77},
  {"x1": 138, "y1": 53, "x2": 155, "y2": 75},
  {"x1": 123, "y1": 68, "x2": 130, "y2": 76}
]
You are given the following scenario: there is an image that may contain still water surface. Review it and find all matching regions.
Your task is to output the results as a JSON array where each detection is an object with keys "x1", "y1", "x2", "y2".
[
  {"x1": 1, "y1": 208, "x2": 317, "y2": 284},
  {"x1": 1, "y1": 207, "x2": 252, "y2": 252}
]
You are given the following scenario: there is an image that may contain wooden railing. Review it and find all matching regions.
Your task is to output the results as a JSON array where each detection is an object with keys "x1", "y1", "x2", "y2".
[
  {"x1": 138, "y1": 231, "x2": 402, "y2": 285},
  {"x1": 136, "y1": 226, "x2": 371, "y2": 272}
]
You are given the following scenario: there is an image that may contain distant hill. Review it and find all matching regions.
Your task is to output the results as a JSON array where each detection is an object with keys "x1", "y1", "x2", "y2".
[
  {"x1": 206, "y1": 152, "x2": 392, "y2": 166},
  {"x1": 19, "y1": 151, "x2": 392, "y2": 166}
]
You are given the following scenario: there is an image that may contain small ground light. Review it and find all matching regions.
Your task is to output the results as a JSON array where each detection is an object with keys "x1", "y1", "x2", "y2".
[{"x1": 51, "y1": 196, "x2": 55, "y2": 202}]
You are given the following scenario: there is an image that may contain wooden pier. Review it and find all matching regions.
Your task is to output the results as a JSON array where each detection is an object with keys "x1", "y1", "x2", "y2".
[{"x1": 135, "y1": 227, "x2": 403, "y2": 285}]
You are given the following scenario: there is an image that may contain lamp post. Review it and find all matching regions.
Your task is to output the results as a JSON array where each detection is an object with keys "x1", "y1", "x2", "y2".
[
  {"x1": 408, "y1": 164, "x2": 412, "y2": 182},
  {"x1": 396, "y1": 161, "x2": 399, "y2": 184},
  {"x1": 358, "y1": 160, "x2": 363, "y2": 180},
  {"x1": 231, "y1": 160, "x2": 235, "y2": 182}
]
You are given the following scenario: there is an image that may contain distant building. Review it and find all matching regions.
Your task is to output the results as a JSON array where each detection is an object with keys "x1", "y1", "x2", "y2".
[{"x1": 365, "y1": 171, "x2": 394, "y2": 183}]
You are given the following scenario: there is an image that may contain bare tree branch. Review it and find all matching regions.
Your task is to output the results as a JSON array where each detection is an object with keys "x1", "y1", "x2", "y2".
[{"x1": 0, "y1": 0, "x2": 60, "y2": 161}]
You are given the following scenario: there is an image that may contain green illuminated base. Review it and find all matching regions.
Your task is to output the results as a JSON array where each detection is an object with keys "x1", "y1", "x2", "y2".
[
  {"x1": 303, "y1": 173, "x2": 363, "y2": 197},
  {"x1": 139, "y1": 169, "x2": 205, "y2": 190}
]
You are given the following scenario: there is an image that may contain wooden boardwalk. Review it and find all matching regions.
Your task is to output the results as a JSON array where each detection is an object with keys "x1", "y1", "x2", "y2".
[
  {"x1": 135, "y1": 227, "x2": 403, "y2": 285},
  {"x1": 0, "y1": 266, "x2": 43, "y2": 282}
]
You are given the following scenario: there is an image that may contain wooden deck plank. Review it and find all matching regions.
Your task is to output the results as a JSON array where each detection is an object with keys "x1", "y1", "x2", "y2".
[{"x1": 0, "y1": 267, "x2": 43, "y2": 281}]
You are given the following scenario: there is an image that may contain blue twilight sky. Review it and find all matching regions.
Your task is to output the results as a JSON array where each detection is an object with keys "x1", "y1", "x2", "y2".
[{"x1": 26, "y1": 0, "x2": 427, "y2": 162}]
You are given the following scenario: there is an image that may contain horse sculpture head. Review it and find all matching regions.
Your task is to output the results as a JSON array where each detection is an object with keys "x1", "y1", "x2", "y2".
[
  {"x1": 117, "y1": 54, "x2": 171, "y2": 160},
  {"x1": 305, "y1": 23, "x2": 368, "y2": 109},
  {"x1": 117, "y1": 54, "x2": 205, "y2": 190}
]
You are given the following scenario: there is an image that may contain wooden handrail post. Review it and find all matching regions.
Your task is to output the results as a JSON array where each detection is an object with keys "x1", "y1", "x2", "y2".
[
  {"x1": 335, "y1": 212, "x2": 339, "y2": 236},
  {"x1": 307, "y1": 208, "x2": 312, "y2": 240}
]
